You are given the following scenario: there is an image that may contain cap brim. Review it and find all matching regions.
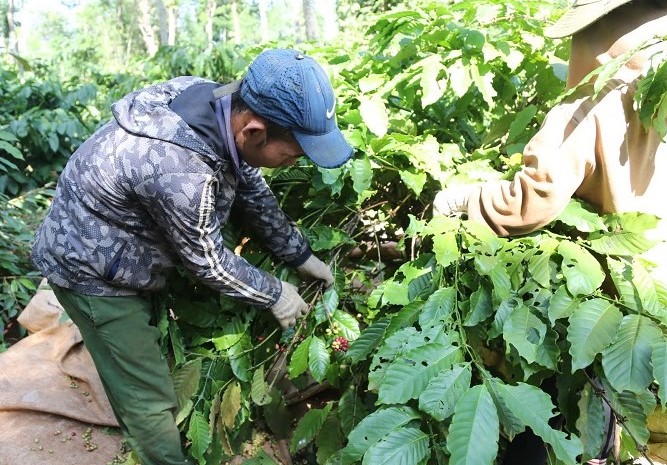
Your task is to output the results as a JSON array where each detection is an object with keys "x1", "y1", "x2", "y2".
[
  {"x1": 293, "y1": 127, "x2": 353, "y2": 169},
  {"x1": 544, "y1": 0, "x2": 631, "y2": 38}
]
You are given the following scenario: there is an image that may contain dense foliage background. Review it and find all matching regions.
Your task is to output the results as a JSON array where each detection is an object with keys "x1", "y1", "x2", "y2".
[{"x1": 3, "y1": 0, "x2": 667, "y2": 464}]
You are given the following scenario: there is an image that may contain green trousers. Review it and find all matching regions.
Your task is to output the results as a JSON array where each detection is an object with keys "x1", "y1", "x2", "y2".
[{"x1": 51, "y1": 285, "x2": 190, "y2": 465}]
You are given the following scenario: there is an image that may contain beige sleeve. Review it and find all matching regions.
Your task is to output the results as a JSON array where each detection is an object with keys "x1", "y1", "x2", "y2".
[{"x1": 466, "y1": 100, "x2": 596, "y2": 236}]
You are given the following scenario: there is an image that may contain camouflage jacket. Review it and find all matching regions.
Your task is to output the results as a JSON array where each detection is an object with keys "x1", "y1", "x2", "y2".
[{"x1": 31, "y1": 77, "x2": 310, "y2": 307}]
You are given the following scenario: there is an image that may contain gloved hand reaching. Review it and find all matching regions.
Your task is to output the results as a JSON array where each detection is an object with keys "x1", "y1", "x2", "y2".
[
  {"x1": 270, "y1": 281, "x2": 309, "y2": 329},
  {"x1": 296, "y1": 254, "x2": 334, "y2": 287},
  {"x1": 432, "y1": 184, "x2": 478, "y2": 217}
]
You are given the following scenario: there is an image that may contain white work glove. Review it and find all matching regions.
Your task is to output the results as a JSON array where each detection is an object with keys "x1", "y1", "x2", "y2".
[
  {"x1": 270, "y1": 281, "x2": 309, "y2": 329},
  {"x1": 432, "y1": 184, "x2": 477, "y2": 217},
  {"x1": 296, "y1": 254, "x2": 334, "y2": 288}
]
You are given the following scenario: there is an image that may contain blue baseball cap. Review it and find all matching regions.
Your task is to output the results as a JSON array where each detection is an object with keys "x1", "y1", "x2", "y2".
[{"x1": 240, "y1": 49, "x2": 353, "y2": 168}]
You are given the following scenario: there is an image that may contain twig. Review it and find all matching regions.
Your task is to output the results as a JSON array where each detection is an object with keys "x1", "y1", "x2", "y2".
[
  {"x1": 265, "y1": 284, "x2": 324, "y2": 392},
  {"x1": 583, "y1": 371, "x2": 655, "y2": 465}
]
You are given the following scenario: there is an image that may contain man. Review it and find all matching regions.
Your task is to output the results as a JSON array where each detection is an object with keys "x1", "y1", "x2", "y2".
[
  {"x1": 433, "y1": 0, "x2": 667, "y2": 464},
  {"x1": 31, "y1": 48, "x2": 353, "y2": 465}
]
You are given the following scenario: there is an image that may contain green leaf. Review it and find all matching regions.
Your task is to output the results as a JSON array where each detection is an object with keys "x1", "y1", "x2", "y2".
[
  {"x1": 567, "y1": 298, "x2": 622, "y2": 371},
  {"x1": 211, "y1": 316, "x2": 246, "y2": 350},
  {"x1": 307, "y1": 225, "x2": 353, "y2": 251},
  {"x1": 464, "y1": 285, "x2": 493, "y2": 327},
  {"x1": 548, "y1": 285, "x2": 579, "y2": 324},
  {"x1": 470, "y1": 63, "x2": 497, "y2": 107},
  {"x1": 228, "y1": 332, "x2": 252, "y2": 382},
  {"x1": 176, "y1": 298, "x2": 219, "y2": 328},
  {"x1": 527, "y1": 238, "x2": 558, "y2": 289},
  {"x1": 432, "y1": 233, "x2": 459, "y2": 268},
  {"x1": 419, "y1": 287, "x2": 456, "y2": 327},
  {"x1": 506, "y1": 105, "x2": 537, "y2": 145},
  {"x1": 47, "y1": 131, "x2": 59, "y2": 152},
  {"x1": 362, "y1": 427, "x2": 430, "y2": 465},
  {"x1": 289, "y1": 336, "x2": 312, "y2": 379},
  {"x1": 0, "y1": 156, "x2": 19, "y2": 172},
  {"x1": 347, "y1": 318, "x2": 390, "y2": 364},
  {"x1": 653, "y1": 340, "x2": 667, "y2": 408},
  {"x1": 382, "y1": 279, "x2": 410, "y2": 306},
  {"x1": 315, "y1": 288, "x2": 339, "y2": 325},
  {"x1": 602, "y1": 314, "x2": 662, "y2": 392},
  {"x1": 626, "y1": 259, "x2": 664, "y2": 320},
  {"x1": 447, "y1": 384, "x2": 499, "y2": 465},
  {"x1": 556, "y1": 200, "x2": 606, "y2": 232},
  {"x1": 309, "y1": 336, "x2": 331, "y2": 383},
  {"x1": 636, "y1": 58, "x2": 667, "y2": 138},
  {"x1": 496, "y1": 383, "x2": 583, "y2": 464},
  {"x1": 386, "y1": 302, "x2": 423, "y2": 336},
  {"x1": 322, "y1": 288, "x2": 340, "y2": 317},
  {"x1": 502, "y1": 303, "x2": 546, "y2": 365},
  {"x1": 607, "y1": 257, "x2": 642, "y2": 312},
  {"x1": 290, "y1": 403, "x2": 332, "y2": 453},
  {"x1": 351, "y1": 157, "x2": 373, "y2": 194},
  {"x1": 172, "y1": 358, "x2": 201, "y2": 424},
  {"x1": 399, "y1": 169, "x2": 427, "y2": 196},
  {"x1": 333, "y1": 310, "x2": 361, "y2": 341},
  {"x1": 168, "y1": 319, "x2": 186, "y2": 366},
  {"x1": 359, "y1": 74, "x2": 385, "y2": 93},
  {"x1": 251, "y1": 366, "x2": 272, "y2": 406},
  {"x1": 588, "y1": 230, "x2": 656, "y2": 256},
  {"x1": 317, "y1": 414, "x2": 345, "y2": 465},
  {"x1": 0, "y1": 130, "x2": 17, "y2": 142},
  {"x1": 558, "y1": 241, "x2": 605, "y2": 296},
  {"x1": 448, "y1": 59, "x2": 472, "y2": 97},
  {"x1": 486, "y1": 379, "x2": 524, "y2": 439},
  {"x1": 220, "y1": 381, "x2": 241, "y2": 429},
  {"x1": 341, "y1": 406, "x2": 420, "y2": 464},
  {"x1": 369, "y1": 327, "x2": 449, "y2": 392},
  {"x1": 575, "y1": 383, "x2": 607, "y2": 461},
  {"x1": 605, "y1": 381, "x2": 652, "y2": 445},
  {"x1": 337, "y1": 387, "x2": 368, "y2": 437},
  {"x1": 186, "y1": 410, "x2": 212, "y2": 463},
  {"x1": 378, "y1": 342, "x2": 463, "y2": 404},
  {"x1": 418, "y1": 363, "x2": 472, "y2": 421},
  {"x1": 359, "y1": 96, "x2": 388, "y2": 137},
  {"x1": 0, "y1": 141, "x2": 23, "y2": 160},
  {"x1": 418, "y1": 54, "x2": 446, "y2": 107}
]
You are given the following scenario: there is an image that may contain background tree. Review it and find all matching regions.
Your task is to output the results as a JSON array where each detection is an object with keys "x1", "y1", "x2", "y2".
[
  {"x1": 2, "y1": 0, "x2": 20, "y2": 55},
  {"x1": 138, "y1": 0, "x2": 160, "y2": 55},
  {"x1": 303, "y1": 0, "x2": 317, "y2": 41},
  {"x1": 156, "y1": 0, "x2": 178, "y2": 46}
]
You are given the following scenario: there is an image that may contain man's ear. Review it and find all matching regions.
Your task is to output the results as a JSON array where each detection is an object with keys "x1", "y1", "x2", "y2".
[{"x1": 240, "y1": 115, "x2": 268, "y2": 146}]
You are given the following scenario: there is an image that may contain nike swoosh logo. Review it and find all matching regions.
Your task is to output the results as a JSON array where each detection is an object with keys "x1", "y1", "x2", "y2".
[{"x1": 326, "y1": 100, "x2": 336, "y2": 119}]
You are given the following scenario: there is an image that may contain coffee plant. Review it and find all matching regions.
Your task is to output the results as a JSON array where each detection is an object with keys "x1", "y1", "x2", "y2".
[
  {"x1": 152, "y1": 2, "x2": 667, "y2": 465},
  {"x1": 5, "y1": 0, "x2": 667, "y2": 463}
]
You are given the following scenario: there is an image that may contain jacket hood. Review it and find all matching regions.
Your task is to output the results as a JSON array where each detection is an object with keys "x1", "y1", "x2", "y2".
[{"x1": 112, "y1": 76, "x2": 221, "y2": 162}]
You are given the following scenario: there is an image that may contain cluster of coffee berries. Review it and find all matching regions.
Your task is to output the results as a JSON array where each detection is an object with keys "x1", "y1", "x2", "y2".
[
  {"x1": 325, "y1": 322, "x2": 341, "y2": 336},
  {"x1": 331, "y1": 336, "x2": 349, "y2": 352}
]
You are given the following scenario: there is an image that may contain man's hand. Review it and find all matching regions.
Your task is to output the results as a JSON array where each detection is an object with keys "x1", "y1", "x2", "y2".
[
  {"x1": 270, "y1": 281, "x2": 309, "y2": 329},
  {"x1": 296, "y1": 254, "x2": 334, "y2": 287},
  {"x1": 432, "y1": 184, "x2": 477, "y2": 217}
]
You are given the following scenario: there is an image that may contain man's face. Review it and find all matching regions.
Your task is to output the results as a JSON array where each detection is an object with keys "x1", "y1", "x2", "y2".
[{"x1": 239, "y1": 132, "x2": 305, "y2": 168}]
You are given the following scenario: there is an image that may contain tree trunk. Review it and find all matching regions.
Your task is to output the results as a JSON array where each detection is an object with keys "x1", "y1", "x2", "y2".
[
  {"x1": 302, "y1": 0, "x2": 318, "y2": 41},
  {"x1": 137, "y1": 0, "x2": 159, "y2": 56},
  {"x1": 167, "y1": 2, "x2": 176, "y2": 46},
  {"x1": 155, "y1": 0, "x2": 168, "y2": 46},
  {"x1": 6, "y1": 0, "x2": 18, "y2": 55},
  {"x1": 257, "y1": 0, "x2": 268, "y2": 43},
  {"x1": 230, "y1": 0, "x2": 241, "y2": 45},
  {"x1": 205, "y1": 0, "x2": 217, "y2": 45}
]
